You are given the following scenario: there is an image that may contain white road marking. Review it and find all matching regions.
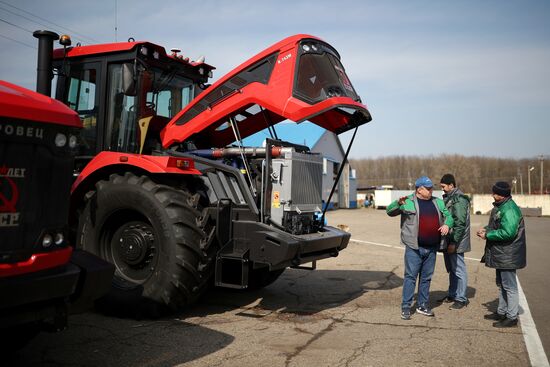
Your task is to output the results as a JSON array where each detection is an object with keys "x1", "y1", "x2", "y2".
[
  {"x1": 518, "y1": 280, "x2": 550, "y2": 367},
  {"x1": 351, "y1": 239, "x2": 400, "y2": 249},
  {"x1": 350, "y1": 238, "x2": 550, "y2": 366}
]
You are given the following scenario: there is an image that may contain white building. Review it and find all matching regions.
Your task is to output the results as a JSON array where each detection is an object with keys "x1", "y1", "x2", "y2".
[{"x1": 312, "y1": 130, "x2": 357, "y2": 209}]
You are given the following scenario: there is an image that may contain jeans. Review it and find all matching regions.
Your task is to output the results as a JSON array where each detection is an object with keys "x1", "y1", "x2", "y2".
[
  {"x1": 496, "y1": 269, "x2": 519, "y2": 320},
  {"x1": 402, "y1": 246, "x2": 437, "y2": 310},
  {"x1": 443, "y1": 252, "x2": 468, "y2": 303}
]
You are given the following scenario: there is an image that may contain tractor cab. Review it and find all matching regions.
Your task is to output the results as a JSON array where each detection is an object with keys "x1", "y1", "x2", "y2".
[{"x1": 51, "y1": 38, "x2": 214, "y2": 170}]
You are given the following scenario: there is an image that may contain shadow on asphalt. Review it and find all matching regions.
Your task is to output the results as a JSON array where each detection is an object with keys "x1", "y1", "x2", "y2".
[
  {"x1": 7, "y1": 268, "x2": 401, "y2": 366},
  {"x1": 482, "y1": 298, "x2": 500, "y2": 313},
  {"x1": 6, "y1": 315, "x2": 234, "y2": 367},
  {"x1": 182, "y1": 268, "x2": 403, "y2": 318},
  {"x1": 430, "y1": 286, "x2": 478, "y2": 309}
]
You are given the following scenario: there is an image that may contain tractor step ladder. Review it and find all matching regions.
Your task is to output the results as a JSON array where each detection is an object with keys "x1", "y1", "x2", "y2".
[
  {"x1": 215, "y1": 247, "x2": 250, "y2": 289},
  {"x1": 214, "y1": 198, "x2": 250, "y2": 289}
]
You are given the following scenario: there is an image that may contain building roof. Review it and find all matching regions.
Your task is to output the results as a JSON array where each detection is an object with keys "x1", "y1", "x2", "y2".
[{"x1": 311, "y1": 130, "x2": 345, "y2": 162}]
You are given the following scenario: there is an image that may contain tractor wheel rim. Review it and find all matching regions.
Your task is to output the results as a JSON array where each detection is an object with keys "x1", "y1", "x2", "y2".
[{"x1": 110, "y1": 222, "x2": 157, "y2": 283}]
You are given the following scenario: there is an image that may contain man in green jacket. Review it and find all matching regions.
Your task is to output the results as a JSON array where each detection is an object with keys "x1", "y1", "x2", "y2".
[
  {"x1": 477, "y1": 181, "x2": 526, "y2": 328},
  {"x1": 439, "y1": 174, "x2": 471, "y2": 310},
  {"x1": 387, "y1": 176, "x2": 453, "y2": 320}
]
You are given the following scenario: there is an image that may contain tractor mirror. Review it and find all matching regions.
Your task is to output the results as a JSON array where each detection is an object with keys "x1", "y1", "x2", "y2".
[{"x1": 122, "y1": 63, "x2": 136, "y2": 96}]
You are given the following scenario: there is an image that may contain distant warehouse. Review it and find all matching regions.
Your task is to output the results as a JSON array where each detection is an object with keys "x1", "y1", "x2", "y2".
[{"x1": 358, "y1": 187, "x2": 443, "y2": 209}]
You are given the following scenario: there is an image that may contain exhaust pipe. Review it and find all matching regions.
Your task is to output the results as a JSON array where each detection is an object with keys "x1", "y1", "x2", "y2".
[{"x1": 33, "y1": 30, "x2": 59, "y2": 96}]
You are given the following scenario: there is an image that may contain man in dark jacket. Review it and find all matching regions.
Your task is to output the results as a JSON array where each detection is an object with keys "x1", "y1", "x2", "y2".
[
  {"x1": 439, "y1": 174, "x2": 471, "y2": 310},
  {"x1": 477, "y1": 181, "x2": 527, "y2": 328}
]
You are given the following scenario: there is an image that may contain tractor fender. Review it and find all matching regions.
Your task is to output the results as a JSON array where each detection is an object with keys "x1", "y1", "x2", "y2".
[{"x1": 69, "y1": 152, "x2": 201, "y2": 227}]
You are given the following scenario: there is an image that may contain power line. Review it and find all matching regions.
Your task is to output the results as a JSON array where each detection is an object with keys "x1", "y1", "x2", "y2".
[
  {"x1": 0, "y1": 16, "x2": 33, "y2": 33},
  {"x1": 0, "y1": 5, "x2": 51, "y2": 29},
  {"x1": 0, "y1": 33, "x2": 35, "y2": 49},
  {"x1": 0, "y1": 0, "x2": 100, "y2": 44},
  {"x1": 0, "y1": 4, "x2": 91, "y2": 44}
]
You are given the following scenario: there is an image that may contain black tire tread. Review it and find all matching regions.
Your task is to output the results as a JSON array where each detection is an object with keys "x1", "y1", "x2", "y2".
[{"x1": 78, "y1": 172, "x2": 216, "y2": 316}]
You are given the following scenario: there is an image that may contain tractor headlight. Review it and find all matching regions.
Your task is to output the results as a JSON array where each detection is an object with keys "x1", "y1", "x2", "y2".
[
  {"x1": 68, "y1": 135, "x2": 78, "y2": 148},
  {"x1": 54, "y1": 233, "x2": 64, "y2": 245},
  {"x1": 42, "y1": 234, "x2": 53, "y2": 248},
  {"x1": 55, "y1": 133, "x2": 67, "y2": 147},
  {"x1": 301, "y1": 42, "x2": 321, "y2": 54}
]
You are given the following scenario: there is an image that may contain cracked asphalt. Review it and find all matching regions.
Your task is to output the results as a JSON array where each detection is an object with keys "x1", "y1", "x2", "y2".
[{"x1": 7, "y1": 209, "x2": 533, "y2": 366}]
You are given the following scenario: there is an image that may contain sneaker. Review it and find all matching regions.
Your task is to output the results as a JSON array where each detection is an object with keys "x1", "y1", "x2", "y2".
[
  {"x1": 493, "y1": 318, "x2": 518, "y2": 328},
  {"x1": 449, "y1": 300, "x2": 469, "y2": 310},
  {"x1": 437, "y1": 296, "x2": 454, "y2": 303},
  {"x1": 401, "y1": 309, "x2": 411, "y2": 320},
  {"x1": 416, "y1": 306, "x2": 435, "y2": 317},
  {"x1": 484, "y1": 312, "x2": 506, "y2": 321}
]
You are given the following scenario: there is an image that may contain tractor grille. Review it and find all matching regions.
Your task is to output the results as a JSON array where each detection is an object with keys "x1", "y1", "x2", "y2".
[
  {"x1": 0, "y1": 118, "x2": 75, "y2": 262},
  {"x1": 290, "y1": 153, "x2": 322, "y2": 206}
]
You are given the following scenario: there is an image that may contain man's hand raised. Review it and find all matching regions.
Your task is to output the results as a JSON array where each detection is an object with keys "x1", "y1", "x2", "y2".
[{"x1": 397, "y1": 196, "x2": 408, "y2": 205}]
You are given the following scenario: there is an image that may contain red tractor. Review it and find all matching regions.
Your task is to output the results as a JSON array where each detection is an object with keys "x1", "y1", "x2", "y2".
[
  {"x1": 29, "y1": 29, "x2": 371, "y2": 316},
  {"x1": 0, "y1": 77, "x2": 113, "y2": 349}
]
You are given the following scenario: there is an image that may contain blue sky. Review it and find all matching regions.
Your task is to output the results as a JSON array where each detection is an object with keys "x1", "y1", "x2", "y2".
[{"x1": 1, "y1": 0, "x2": 549, "y2": 159}]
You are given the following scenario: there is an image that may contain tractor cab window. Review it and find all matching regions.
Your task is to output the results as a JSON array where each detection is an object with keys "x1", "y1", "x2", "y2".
[
  {"x1": 65, "y1": 66, "x2": 99, "y2": 155},
  {"x1": 143, "y1": 68, "x2": 194, "y2": 118},
  {"x1": 150, "y1": 87, "x2": 193, "y2": 118},
  {"x1": 106, "y1": 64, "x2": 138, "y2": 152},
  {"x1": 105, "y1": 64, "x2": 194, "y2": 154}
]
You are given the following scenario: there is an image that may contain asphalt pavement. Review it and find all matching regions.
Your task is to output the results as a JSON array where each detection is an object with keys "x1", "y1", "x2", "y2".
[
  {"x1": 5, "y1": 209, "x2": 548, "y2": 367},
  {"x1": 517, "y1": 216, "x2": 550, "y2": 360}
]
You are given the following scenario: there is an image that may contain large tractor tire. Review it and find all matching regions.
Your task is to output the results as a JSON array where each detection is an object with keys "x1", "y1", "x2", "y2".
[{"x1": 77, "y1": 173, "x2": 215, "y2": 318}]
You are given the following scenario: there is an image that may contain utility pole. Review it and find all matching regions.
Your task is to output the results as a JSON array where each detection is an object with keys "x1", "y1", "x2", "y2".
[
  {"x1": 528, "y1": 166, "x2": 535, "y2": 195},
  {"x1": 520, "y1": 173, "x2": 523, "y2": 195},
  {"x1": 512, "y1": 178, "x2": 517, "y2": 195},
  {"x1": 539, "y1": 154, "x2": 544, "y2": 195}
]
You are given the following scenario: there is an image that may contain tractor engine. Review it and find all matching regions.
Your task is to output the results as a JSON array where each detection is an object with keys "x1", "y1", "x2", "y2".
[
  {"x1": 187, "y1": 142, "x2": 324, "y2": 235},
  {"x1": 268, "y1": 148, "x2": 323, "y2": 235}
]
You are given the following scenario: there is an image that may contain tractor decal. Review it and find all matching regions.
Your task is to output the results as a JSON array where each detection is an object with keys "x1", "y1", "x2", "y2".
[
  {"x1": 0, "y1": 123, "x2": 44, "y2": 139},
  {"x1": 0, "y1": 166, "x2": 24, "y2": 227}
]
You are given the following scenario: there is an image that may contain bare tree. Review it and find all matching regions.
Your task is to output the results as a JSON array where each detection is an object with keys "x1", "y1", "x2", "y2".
[{"x1": 350, "y1": 155, "x2": 547, "y2": 194}]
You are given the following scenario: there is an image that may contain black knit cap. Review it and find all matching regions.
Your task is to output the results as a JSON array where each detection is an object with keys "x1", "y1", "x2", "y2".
[
  {"x1": 492, "y1": 181, "x2": 511, "y2": 197},
  {"x1": 440, "y1": 174, "x2": 456, "y2": 186}
]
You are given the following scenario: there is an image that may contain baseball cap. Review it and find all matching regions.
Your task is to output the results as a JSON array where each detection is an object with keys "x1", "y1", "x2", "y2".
[{"x1": 415, "y1": 176, "x2": 433, "y2": 188}]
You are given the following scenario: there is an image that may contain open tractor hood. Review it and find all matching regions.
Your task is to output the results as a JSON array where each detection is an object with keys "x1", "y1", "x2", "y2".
[{"x1": 161, "y1": 34, "x2": 372, "y2": 149}]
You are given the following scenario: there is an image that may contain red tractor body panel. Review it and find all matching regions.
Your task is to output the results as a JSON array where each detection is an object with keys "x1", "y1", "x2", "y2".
[
  {"x1": 161, "y1": 34, "x2": 370, "y2": 148},
  {"x1": 0, "y1": 246, "x2": 73, "y2": 278},
  {"x1": 0, "y1": 80, "x2": 80, "y2": 127},
  {"x1": 71, "y1": 152, "x2": 201, "y2": 193},
  {"x1": 53, "y1": 41, "x2": 214, "y2": 69},
  {"x1": 0, "y1": 81, "x2": 114, "y2": 330}
]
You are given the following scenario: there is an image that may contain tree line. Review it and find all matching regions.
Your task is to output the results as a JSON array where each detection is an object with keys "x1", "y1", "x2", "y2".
[{"x1": 350, "y1": 155, "x2": 548, "y2": 194}]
